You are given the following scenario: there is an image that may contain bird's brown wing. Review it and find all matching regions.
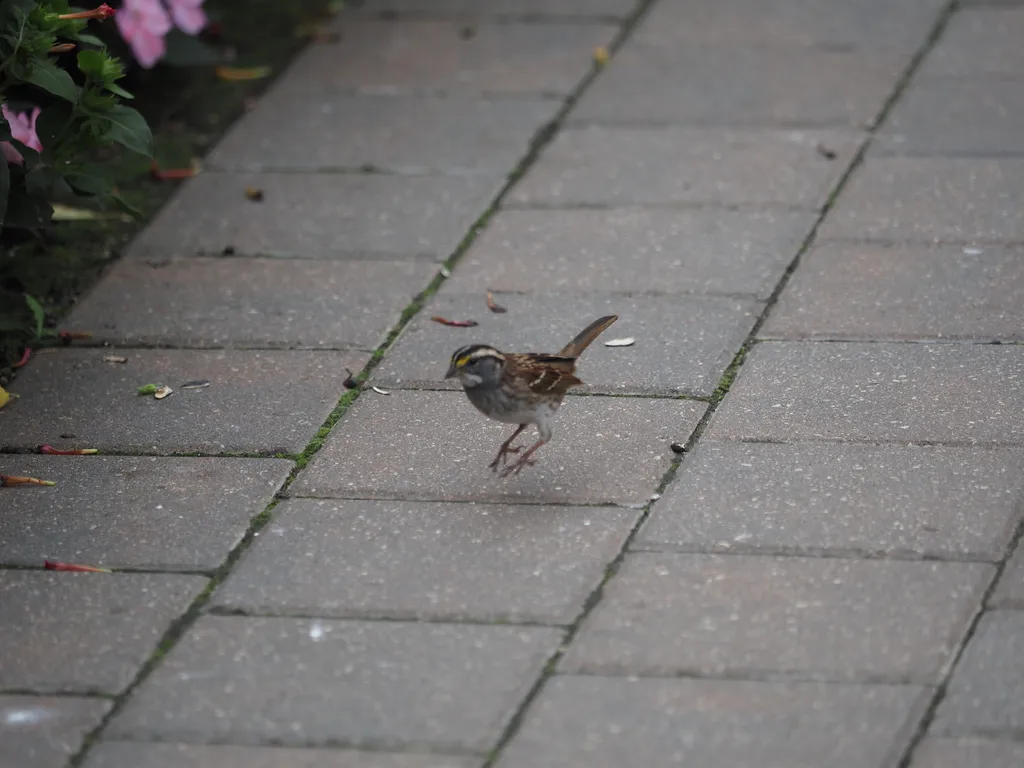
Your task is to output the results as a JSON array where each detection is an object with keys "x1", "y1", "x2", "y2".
[{"x1": 506, "y1": 353, "x2": 583, "y2": 395}]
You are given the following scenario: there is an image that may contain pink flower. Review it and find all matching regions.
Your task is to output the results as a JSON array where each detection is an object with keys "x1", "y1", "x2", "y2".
[
  {"x1": 1, "y1": 104, "x2": 43, "y2": 165},
  {"x1": 116, "y1": 0, "x2": 172, "y2": 69},
  {"x1": 167, "y1": 0, "x2": 207, "y2": 35}
]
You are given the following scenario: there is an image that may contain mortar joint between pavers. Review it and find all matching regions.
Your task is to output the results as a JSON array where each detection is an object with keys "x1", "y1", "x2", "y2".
[
  {"x1": 363, "y1": 7, "x2": 626, "y2": 26},
  {"x1": 205, "y1": 604, "x2": 570, "y2": 629}
]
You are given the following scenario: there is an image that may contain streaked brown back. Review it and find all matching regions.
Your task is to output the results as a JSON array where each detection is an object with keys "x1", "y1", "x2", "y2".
[{"x1": 506, "y1": 353, "x2": 583, "y2": 396}]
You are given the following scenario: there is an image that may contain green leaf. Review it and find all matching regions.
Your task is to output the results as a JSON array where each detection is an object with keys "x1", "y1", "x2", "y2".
[
  {"x1": 64, "y1": 170, "x2": 113, "y2": 196},
  {"x1": 106, "y1": 82, "x2": 133, "y2": 99},
  {"x1": 26, "y1": 59, "x2": 79, "y2": 103},
  {"x1": 34, "y1": 104, "x2": 73, "y2": 148},
  {"x1": 74, "y1": 33, "x2": 104, "y2": 47},
  {"x1": 110, "y1": 191, "x2": 142, "y2": 220},
  {"x1": 0, "y1": 158, "x2": 9, "y2": 228},
  {"x1": 24, "y1": 294, "x2": 45, "y2": 339},
  {"x1": 103, "y1": 105, "x2": 152, "y2": 157},
  {"x1": 77, "y1": 49, "x2": 106, "y2": 79}
]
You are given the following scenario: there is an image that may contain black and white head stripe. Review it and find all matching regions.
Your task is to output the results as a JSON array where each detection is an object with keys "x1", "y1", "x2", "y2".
[{"x1": 450, "y1": 345, "x2": 505, "y2": 368}]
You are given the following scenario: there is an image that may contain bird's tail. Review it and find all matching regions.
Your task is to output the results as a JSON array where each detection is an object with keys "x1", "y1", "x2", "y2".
[{"x1": 558, "y1": 315, "x2": 618, "y2": 358}]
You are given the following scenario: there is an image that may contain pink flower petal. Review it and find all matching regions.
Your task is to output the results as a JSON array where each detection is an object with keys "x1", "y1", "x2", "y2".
[
  {"x1": 1, "y1": 141, "x2": 23, "y2": 165},
  {"x1": 2, "y1": 104, "x2": 43, "y2": 160},
  {"x1": 116, "y1": 0, "x2": 172, "y2": 68},
  {"x1": 168, "y1": 0, "x2": 207, "y2": 35}
]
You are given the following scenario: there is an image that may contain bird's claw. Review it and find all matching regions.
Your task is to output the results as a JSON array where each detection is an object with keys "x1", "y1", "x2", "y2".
[
  {"x1": 499, "y1": 456, "x2": 536, "y2": 478},
  {"x1": 488, "y1": 444, "x2": 521, "y2": 471}
]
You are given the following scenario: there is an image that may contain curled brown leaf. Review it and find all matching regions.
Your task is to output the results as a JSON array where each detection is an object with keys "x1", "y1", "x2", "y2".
[{"x1": 431, "y1": 316, "x2": 479, "y2": 328}]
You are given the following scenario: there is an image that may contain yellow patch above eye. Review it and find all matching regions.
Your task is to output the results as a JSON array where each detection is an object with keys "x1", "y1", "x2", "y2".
[{"x1": 456, "y1": 355, "x2": 472, "y2": 367}]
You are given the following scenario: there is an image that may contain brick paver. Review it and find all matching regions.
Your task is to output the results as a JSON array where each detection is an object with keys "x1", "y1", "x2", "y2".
[
  {"x1": 909, "y1": 737, "x2": 1024, "y2": 768},
  {"x1": 444, "y1": 207, "x2": 817, "y2": 298},
  {"x1": 510, "y1": 126, "x2": 861, "y2": 208},
  {"x1": 290, "y1": 390, "x2": 705, "y2": 505},
  {"x1": 208, "y1": 93, "x2": 558, "y2": 175},
  {"x1": 561, "y1": 553, "x2": 991, "y2": 681},
  {"x1": 0, "y1": 348, "x2": 365, "y2": 454},
  {"x1": 355, "y1": 0, "x2": 636, "y2": 17},
  {"x1": 875, "y1": 80, "x2": 1024, "y2": 156},
  {"x1": 0, "y1": 572, "x2": 206, "y2": 693},
  {"x1": 573, "y1": 46, "x2": 905, "y2": 127},
  {"x1": 990, "y1": 541, "x2": 1024, "y2": 608},
  {"x1": 127, "y1": 172, "x2": 500, "y2": 259},
  {"x1": 310, "y1": 18, "x2": 617, "y2": 95},
  {"x1": 932, "y1": 611, "x2": 1024, "y2": 736},
  {"x1": 496, "y1": 676, "x2": 929, "y2": 768},
  {"x1": 819, "y1": 158, "x2": 1024, "y2": 242},
  {"x1": 707, "y1": 342, "x2": 1024, "y2": 444},
  {"x1": 637, "y1": 443, "x2": 1024, "y2": 560},
  {"x1": 213, "y1": 498, "x2": 638, "y2": 623},
  {"x1": 108, "y1": 616, "x2": 560, "y2": 751},
  {"x1": 5, "y1": 1, "x2": 1024, "y2": 766},
  {"x1": 0, "y1": 455, "x2": 290, "y2": 570},
  {"x1": 83, "y1": 743, "x2": 481, "y2": 768},
  {"x1": 374, "y1": 292, "x2": 760, "y2": 396},
  {"x1": 917, "y1": 7, "x2": 1024, "y2": 76},
  {"x1": 66, "y1": 257, "x2": 436, "y2": 350},
  {"x1": 762, "y1": 242, "x2": 1024, "y2": 341},
  {"x1": 0, "y1": 696, "x2": 111, "y2": 768},
  {"x1": 629, "y1": 0, "x2": 945, "y2": 50}
]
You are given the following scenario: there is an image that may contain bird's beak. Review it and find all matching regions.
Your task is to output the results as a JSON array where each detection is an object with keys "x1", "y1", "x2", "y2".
[{"x1": 444, "y1": 363, "x2": 458, "y2": 379}]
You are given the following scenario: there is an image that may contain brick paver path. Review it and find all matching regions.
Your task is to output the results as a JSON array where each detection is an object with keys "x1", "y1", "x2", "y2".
[{"x1": 3, "y1": 1, "x2": 1024, "y2": 766}]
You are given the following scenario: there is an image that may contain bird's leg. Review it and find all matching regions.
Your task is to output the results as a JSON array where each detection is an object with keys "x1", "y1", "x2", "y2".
[
  {"x1": 489, "y1": 424, "x2": 527, "y2": 471},
  {"x1": 500, "y1": 438, "x2": 547, "y2": 478}
]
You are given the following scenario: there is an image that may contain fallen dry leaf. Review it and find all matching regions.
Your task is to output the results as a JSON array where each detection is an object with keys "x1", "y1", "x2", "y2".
[
  {"x1": 294, "y1": 22, "x2": 340, "y2": 43},
  {"x1": 154, "y1": 385, "x2": 173, "y2": 400},
  {"x1": 103, "y1": 355, "x2": 128, "y2": 364},
  {"x1": 593, "y1": 46, "x2": 609, "y2": 66},
  {"x1": 371, "y1": 386, "x2": 391, "y2": 395},
  {"x1": 51, "y1": 204, "x2": 128, "y2": 222},
  {"x1": 180, "y1": 380, "x2": 210, "y2": 390},
  {"x1": 604, "y1": 337, "x2": 635, "y2": 347},
  {"x1": 1, "y1": 474, "x2": 56, "y2": 487},
  {"x1": 44, "y1": 559, "x2": 110, "y2": 573},
  {"x1": 431, "y1": 316, "x2": 479, "y2": 328},
  {"x1": 40, "y1": 445, "x2": 98, "y2": 456},
  {"x1": 216, "y1": 65, "x2": 271, "y2": 81},
  {"x1": 58, "y1": 330, "x2": 92, "y2": 343},
  {"x1": 486, "y1": 291, "x2": 507, "y2": 314},
  {"x1": 150, "y1": 161, "x2": 200, "y2": 180}
]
